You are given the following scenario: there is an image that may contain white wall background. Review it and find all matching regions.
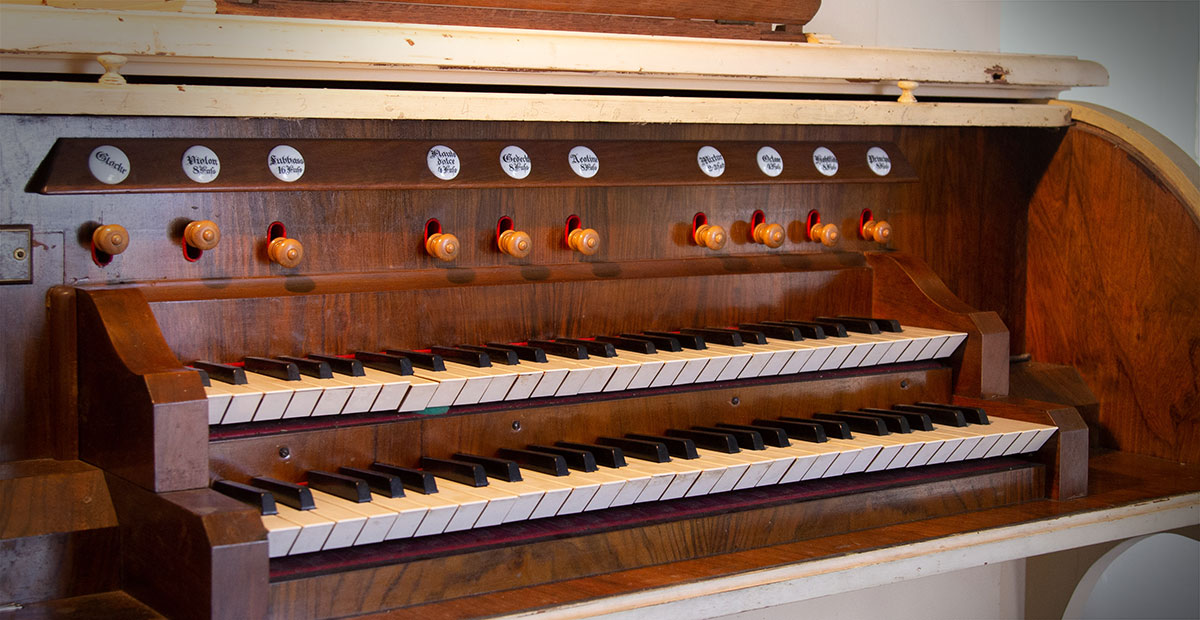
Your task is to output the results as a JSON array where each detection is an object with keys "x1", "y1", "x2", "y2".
[{"x1": 807, "y1": 1, "x2": 1200, "y2": 162}]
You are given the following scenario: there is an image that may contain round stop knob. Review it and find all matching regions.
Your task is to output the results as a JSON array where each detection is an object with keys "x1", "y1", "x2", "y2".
[
  {"x1": 184, "y1": 220, "x2": 221, "y2": 251},
  {"x1": 568, "y1": 228, "x2": 600, "y2": 256},
  {"x1": 498, "y1": 229, "x2": 532, "y2": 258},
  {"x1": 92, "y1": 224, "x2": 129, "y2": 255},
  {"x1": 810, "y1": 222, "x2": 840, "y2": 247},
  {"x1": 268, "y1": 236, "x2": 304, "y2": 268},
  {"x1": 425, "y1": 232, "x2": 460, "y2": 262},
  {"x1": 862, "y1": 219, "x2": 892, "y2": 244},
  {"x1": 753, "y1": 222, "x2": 785, "y2": 248},
  {"x1": 693, "y1": 223, "x2": 728, "y2": 250}
]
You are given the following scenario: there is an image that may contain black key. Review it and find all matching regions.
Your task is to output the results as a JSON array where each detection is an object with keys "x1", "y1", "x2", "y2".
[
  {"x1": 719, "y1": 327, "x2": 767, "y2": 345},
  {"x1": 556, "y1": 338, "x2": 617, "y2": 358},
  {"x1": 339, "y1": 466, "x2": 405, "y2": 498},
  {"x1": 665, "y1": 428, "x2": 739, "y2": 453},
  {"x1": 309, "y1": 354, "x2": 366, "y2": 377},
  {"x1": 754, "y1": 418, "x2": 828, "y2": 443},
  {"x1": 813, "y1": 412, "x2": 890, "y2": 436},
  {"x1": 739, "y1": 323, "x2": 803, "y2": 341},
  {"x1": 807, "y1": 320, "x2": 849, "y2": 337},
  {"x1": 186, "y1": 366, "x2": 211, "y2": 387},
  {"x1": 816, "y1": 316, "x2": 881, "y2": 334},
  {"x1": 486, "y1": 343, "x2": 548, "y2": 364},
  {"x1": 596, "y1": 437, "x2": 669, "y2": 463},
  {"x1": 839, "y1": 315, "x2": 903, "y2": 332},
  {"x1": 695, "y1": 425, "x2": 765, "y2": 450},
  {"x1": 307, "y1": 470, "x2": 371, "y2": 503},
  {"x1": 893, "y1": 404, "x2": 968, "y2": 427},
  {"x1": 459, "y1": 344, "x2": 519, "y2": 366},
  {"x1": 420, "y1": 457, "x2": 488, "y2": 487},
  {"x1": 453, "y1": 453, "x2": 523, "y2": 482},
  {"x1": 244, "y1": 356, "x2": 301, "y2": 381},
  {"x1": 623, "y1": 332, "x2": 681, "y2": 352},
  {"x1": 213, "y1": 480, "x2": 277, "y2": 515},
  {"x1": 527, "y1": 340, "x2": 589, "y2": 360},
  {"x1": 766, "y1": 321, "x2": 827, "y2": 339},
  {"x1": 249, "y1": 477, "x2": 314, "y2": 510},
  {"x1": 528, "y1": 444, "x2": 598, "y2": 472},
  {"x1": 370, "y1": 462, "x2": 438, "y2": 494},
  {"x1": 596, "y1": 335, "x2": 656, "y2": 355},
  {"x1": 681, "y1": 328, "x2": 742, "y2": 347},
  {"x1": 716, "y1": 423, "x2": 790, "y2": 448},
  {"x1": 384, "y1": 349, "x2": 446, "y2": 372},
  {"x1": 354, "y1": 351, "x2": 413, "y2": 376},
  {"x1": 644, "y1": 330, "x2": 706, "y2": 350},
  {"x1": 783, "y1": 416, "x2": 852, "y2": 439},
  {"x1": 497, "y1": 448, "x2": 568, "y2": 476},
  {"x1": 916, "y1": 402, "x2": 990, "y2": 425},
  {"x1": 626, "y1": 433, "x2": 698, "y2": 459},
  {"x1": 844, "y1": 409, "x2": 912, "y2": 433},
  {"x1": 192, "y1": 360, "x2": 247, "y2": 385},
  {"x1": 556, "y1": 441, "x2": 626, "y2": 468},
  {"x1": 861, "y1": 407, "x2": 933, "y2": 432},
  {"x1": 277, "y1": 356, "x2": 334, "y2": 379},
  {"x1": 431, "y1": 346, "x2": 492, "y2": 368}
]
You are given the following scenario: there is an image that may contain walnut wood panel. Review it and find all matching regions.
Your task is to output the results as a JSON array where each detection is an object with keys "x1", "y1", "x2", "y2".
[
  {"x1": 1025, "y1": 123, "x2": 1200, "y2": 463},
  {"x1": 1010, "y1": 361, "x2": 1102, "y2": 452},
  {"x1": 216, "y1": 0, "x2": 812, "y2": 40},
  {"x1": 267, "y1": 463, "x2": 1039, "y2": 619},
  {"x1": 10, "y1": 591, "x2": 164, "y2": 620},
  {"x1": 868, "y1": 252, "x2": 1009, "y2": 397},
  {"x1": 75, "y1": 289, "x2": 208, "y2": 492},
  {"x1": 221, "y1": 0, "x2": 822, "y2": 26},
  {"x1": 2, "y1": 114, "x2": 1067, "y2": 464},
  {"x1": 35, "y1": 139, "x2": 914, "y2": 194},
  {"x1": 0, "y1": 459, "x2": 120, "y2": 606},
  {"x1": 105, "y1": 473, "x2": 269, "y2": 620},
  {"x1": 390, "y1": 450, "x2": 1198, "y2": 620},
  {"x1": 955, "y1": 395, "x2": 1087, "y2": 500},
  {"x1": 147, "y1": 268, "x2": 872, "y2": 367},
  {"x1": 209, "y1": 366, "x2": 951, "y2": 483}
]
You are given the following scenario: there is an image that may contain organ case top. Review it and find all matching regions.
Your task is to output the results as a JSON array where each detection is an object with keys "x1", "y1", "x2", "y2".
[{"x1": 0, "y1": 3, "x2": 1198, "y2": 618}]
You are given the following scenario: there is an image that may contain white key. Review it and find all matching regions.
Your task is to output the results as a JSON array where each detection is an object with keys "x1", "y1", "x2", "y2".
[
  {"x1": 203, "y1": 380, "x2": 262, "y2": 425},
  {"x1": 309, "y1": 489, "x2": 396, "y2": 546},
  {"x1": 356, "y1": 367, "x2": 415, "y2": 412},
  {"x1": 319, "y1": 370, "x2": 385, "y2": 415},
  {"x1": 442, "y1": 360, "x2": 518, "y2": 403},
  {"x1": 401, "y1": 491, "x2": 462, "y2": 537},
  {"x1": 367, "y1": 493, "x2": 432, "y2": 540},
  {"x1": 273, "y1": 504, "x2": 334, "y2": 556},
  {"x1": 412, "y1": 364, "x2": 488, "y2": 407},
  {"x1": 242, "y1": 370, "x2": 321, "y2": 420},
  {"x1": 262, "y1": 514, "x2": 301, "y2": 558}
]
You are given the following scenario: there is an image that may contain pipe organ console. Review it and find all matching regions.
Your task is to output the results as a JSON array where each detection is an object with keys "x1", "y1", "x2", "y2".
[{"x1": 1, "y1": 1, "x2": 1197, "y2": 618}]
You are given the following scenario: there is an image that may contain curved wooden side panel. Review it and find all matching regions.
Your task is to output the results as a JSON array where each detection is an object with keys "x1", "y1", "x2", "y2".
[
  {"x1": 1025, "y1": 104, "x2": 1200, "y2": 463},
  {"x1": 867, "y1": 252, "x2": 1009, "y2": 397},
  {"x1": 75, "y1": 287, "x2": 209, "y2": 492}
]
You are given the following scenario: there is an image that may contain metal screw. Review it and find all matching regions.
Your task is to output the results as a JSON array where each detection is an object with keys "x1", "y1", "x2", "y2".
[
  {"x1": 900, "y1": 380, "x2": 910, "y2": 389},
  {"x1": 278, "y1": 446, "x2": 291, "y2": 459},
  {"x1": 731, "y1": 397, "x2": 740, "y2": 406},
  {"x1": 12, "y1": 248, "x2": 27, "y2": 261},
  {"x1": 511, "y1": 420, "x2": 522, "y2": 431}
]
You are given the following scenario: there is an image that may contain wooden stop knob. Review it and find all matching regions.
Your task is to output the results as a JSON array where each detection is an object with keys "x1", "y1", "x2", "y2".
[
  {"x1": 810, "y1": 223, "x2": 840, "y2": 247},
  {"x1": 425, "y1": 232, "x2": 460, "y2": 262},
  {"x1": 184, "y1": 220, "x2": 221, "y2": 251},
  {"x1": 268, "y1": 236, "x2": 304, "y2": 268},
  {"x1": 498, "y1": 229, "x2": 532, "y2": 258},
  {"x1": 568, "y1": 228, "x2": 600, "y2": 255},
  {"x1": 862, "y1": 219, "x2": 892, "y2": 244},
  {"x1": 693, "y1": 223, "x2": 727, "y2": 250},
  {"x1": 753, "y1": 222, "x2": 785, "y2": 248},
  {"x1": 92, "y1": 224, "x2": 129, "y2": 255}
]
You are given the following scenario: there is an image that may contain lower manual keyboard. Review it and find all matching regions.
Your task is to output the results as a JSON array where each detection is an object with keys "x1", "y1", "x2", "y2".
[{"x1": 214, "y1": 404, "x2": 1054, "y2": 558}]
